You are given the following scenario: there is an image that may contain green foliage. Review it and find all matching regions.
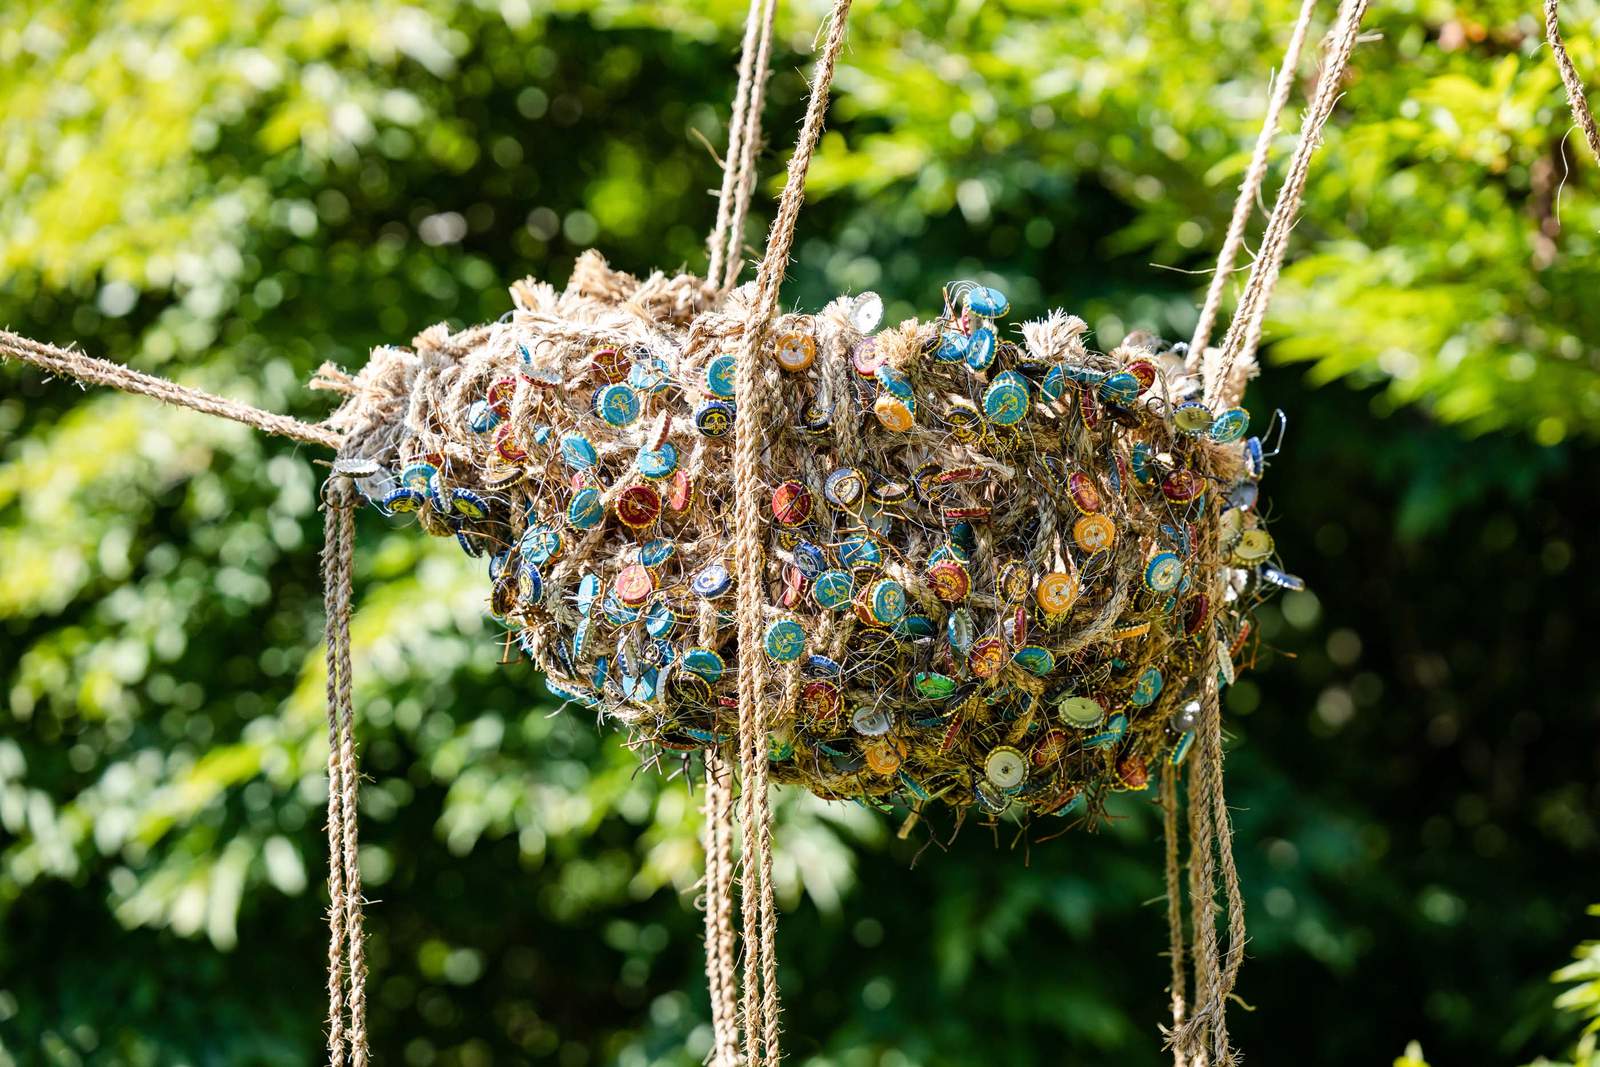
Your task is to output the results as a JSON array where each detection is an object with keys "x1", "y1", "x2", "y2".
[{"x1": 2, "y1": 1, "x2": 1599, "y2": 1065}]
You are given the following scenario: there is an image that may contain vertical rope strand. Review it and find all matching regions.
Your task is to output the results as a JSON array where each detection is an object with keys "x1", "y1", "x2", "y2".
[
  {"x1": 1545, "y1": 0, "x2": 1600, "y2": 169},
  {"x1": 720, "y1": 0, "x2": 782, "y2": 293},
  {"x1": 322, "y1": 475, "x2": 370, "y2": 1067},
  {"x1": 702, "y1": 750, "x2": 741, "y2": 1066},
  {"x1": 1188, "y1": 0, "x2": 1322, "y2": 366},
  {"x1": 1205, "y1": 0, "x2": 1371, "y2": 409},
  {"x1": 322, "y1": 493, "x2": 352, "y2": 1067},
  {"x1": 707, "y1": 0, "x2": 773, "y2": 286},
  {"x1": 728, "y1": 4, "x2": 854, "y2": 1062},
  {"x1": 1162, "y1": 773, "x2": 1189, "y2": 1067}
]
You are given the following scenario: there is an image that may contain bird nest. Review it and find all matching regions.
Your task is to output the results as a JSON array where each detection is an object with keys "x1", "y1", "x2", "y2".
[{"x1": 321, "y1": 251, "x2": 1288, "y2": 819}]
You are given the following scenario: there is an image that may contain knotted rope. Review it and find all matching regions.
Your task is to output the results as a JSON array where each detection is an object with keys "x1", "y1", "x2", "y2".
[
  {"x1": 322, "y1": 475, "x2": 369, "y2": 1067},
  {"x1": 727, "y1": 1, "x2": 853, "y2": 1062},
  {"x1": 1544, "y1": 0, "x2": 1600, "y2": 170}
]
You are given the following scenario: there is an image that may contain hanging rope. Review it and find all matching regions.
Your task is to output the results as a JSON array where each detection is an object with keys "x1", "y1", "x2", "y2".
[
  {"x1": 1161, "y1": 774, "x2": 1189, "y2": 1067},
  {"x1": 701, "y1": 749, "x2": 741, "y2": 1067},
  {"x1": 707, "y1": 0, "x2": 781, "y2": 293},
  {"x1": 1204, "y1": 0, "x2": 1372, "y2": 411},
  {"x1": 727, "y1": 2, "x2": 854, "y2": 1062},
  {"x1": 0, "y1": 330, "x2": 342, "y2": 449},
  {"x1": 1188, "y1": 0, "x2": 1322, "y2": 365},
  {"x1": 322, "y1": 475, "x2": 370, "y2": 1067},
  {"x1": 1544, "y1": 0, "x2": 1600, "y2": 170}
]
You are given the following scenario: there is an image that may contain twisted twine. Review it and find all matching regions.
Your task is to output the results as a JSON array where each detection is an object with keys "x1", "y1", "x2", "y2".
[
  {"x1": 1205, "y1": 0, "x2": 1372, "y2": 411},
  {"x1": 322, "y1": 476, "x2": 369, "y2": 1067},
  {"x1": 1188, "y1": 0, "x2": 1322, "y2": 365},
  {"x1": 707, "y1": 0, "x2": 780, "y2": 291}
]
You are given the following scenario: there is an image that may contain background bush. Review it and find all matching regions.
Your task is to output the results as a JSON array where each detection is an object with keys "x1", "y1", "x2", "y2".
[{"x1": 2, "y1": 2, "x2": 1598, "y2": 1064}]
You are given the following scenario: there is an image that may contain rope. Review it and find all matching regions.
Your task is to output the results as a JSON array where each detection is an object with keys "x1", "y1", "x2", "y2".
[
  {"x1": 728, "y1": 2, "x2": 853, "y2": 1061},
  {"x1": 322, "y1": 475, "x2": 370, "y2": 1067},
  {"x1": 0, "y1": 329, "x2": 342, "y2": 449},
  {"x1": 1170, "y1": 502, "x2": 1250, "y2": 1067},
  {"x1": 1204, "y1": 0, "x2": 1371, "y2": 410},
  {"x1": 701, "y1": 750, "x2": 741, "y2": 1066},
  {"x1": 707, "y1": 0, "x2": 781, "y2": 293},
  {"x1": 1188, "y1": 0, "x2": 1322, "y2": 365},
  {"x1": 1161, "y1": 773, "x2": 1189, "y2": 1067},
  {"x1": 1545, "y1": 0, "x2": 1600, "y2": 170}
]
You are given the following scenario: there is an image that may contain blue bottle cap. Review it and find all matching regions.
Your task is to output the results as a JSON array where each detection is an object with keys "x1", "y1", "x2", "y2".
[
  {"x1": 934, "y1": 330, "x2": 968, "y2": 363},
  {"x1": 1130, "y1": 667, "x2": 1163, "y2": 707},
  {"x1": 875, "y1": 364, "x2": 913, "y2": 399},
  {"x1": 802, "y1": 654, "x2": 842, "y2": 678},
  {"x1": 639, "y1": 537, "x2": 676, "y2": 568},
  {"x1": 560, "y1": 433, "x2": 598, "y2": 471},
  {"x1": 576, "y1": 573, "x2": 602, "y2": 616},
  {"x1": 382, "y1": 486, "x2": 425, "y2": 514},
  {"x1": 1040, "y1": 365, "x2": 1066, "y2": 402},
  {"x1": 964, "y1": 325, "x2": 997, "y2": 371},
  {"x1": 644, "y1": 600, "x2": 677, "y2": 637},
  {"x1": 519, "y1": 523, "x2": 563, "y2": 565},
  {"x1": 1210, "y1": 407, "x2": 1250, "y2": 444},
  {"x1": 763, "y1": 618, "x2": 807, "y2": 662},
  {"x1": 982, "y1": 375, "x2": 1030, "y2": 426},
  {"x1": 468, "y1": 398, "x2": 501, "y2": 434},
  {"x1": 837, "y1": 535, "x2": 882, "y2": 569},
  {"x1": 637, "y1": 442, "x2": 679, "y2": 480},
  {"x1": 1098, "y1": 371, "x2": 1141, "y2": 407},
  {"x1": 683, "y1": 647, "x2": 726, "y2": 683},
  {"x1": 518, "y1": 560, "x2": 544, "y2": 603},
  {"x1": 1012, "y1": 645, "x2": 1055, "y2": 677},
  {"x1": 628, "y1": 357, "x2": 672, "y2": 394},
  {"x1": 793, "y1": 541, "x2": 827, "y2": 579},
  {"x1": 567, "y1": 487, "x2": 604, "y2": 530},
  {"x1": 965, "y1": 285, "x2": 1010, "y2": 318},
  {"x1": 451, "y1": 487, "x2": 490, "y2": 519},
  {"x1": 868, "y1": 578, "x2": 907, "y2": 625},
  {"x1": 695, "y1": 400, "x2": 735, "y2": 438},
  {"x1": 1244, "y1": 436, "x2": 1264, "y2": 478},
  {"x1": 812, "y1": 569, "x2": 854, "y2": 611},
  {"x1": 706, "y1": 354, "x2": 737, "y2": 398},
  {"x1": 399, "y1": 462, "x2": 437, "y2": 492},
  {"x1": 1085, "y1": 712, "x2": 1129, "y2": 749},
  {"x1": 1144, "y1": 552, "x2": 1184, "y2": 593},
  {"x1": 692, "y1": 563, "x2": 732, "y2": 598},
  {"x1": 595, "y1": 383, "x2": 641, "y2": 426}
]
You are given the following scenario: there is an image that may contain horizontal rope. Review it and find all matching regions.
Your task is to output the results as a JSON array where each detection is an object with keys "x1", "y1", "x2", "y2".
[{"x1": 1, "y1": 329, "x2": 342, "y2": 450}]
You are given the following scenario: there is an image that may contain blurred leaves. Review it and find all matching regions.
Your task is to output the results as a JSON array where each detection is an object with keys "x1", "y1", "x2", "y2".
[{"x1": 2, "y1": 1, "x2": 1600, "y2": 1065}]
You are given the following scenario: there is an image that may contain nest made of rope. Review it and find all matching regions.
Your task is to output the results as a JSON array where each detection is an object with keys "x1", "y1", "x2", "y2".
[{"x1": 321, "y1": 251, "x2": 1288, "y2": 819}]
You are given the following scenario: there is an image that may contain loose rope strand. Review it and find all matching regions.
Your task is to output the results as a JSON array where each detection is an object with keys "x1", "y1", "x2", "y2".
[
  {"x1": 1188, "y1": 0, "x2": 1322, "y2": 365},
  {"x1": 1, "y1": 330, "x2": 342, "y2": 449},
  {"x1": 1545, "y1": 0, "x2": 1600, "y2": 169}
]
